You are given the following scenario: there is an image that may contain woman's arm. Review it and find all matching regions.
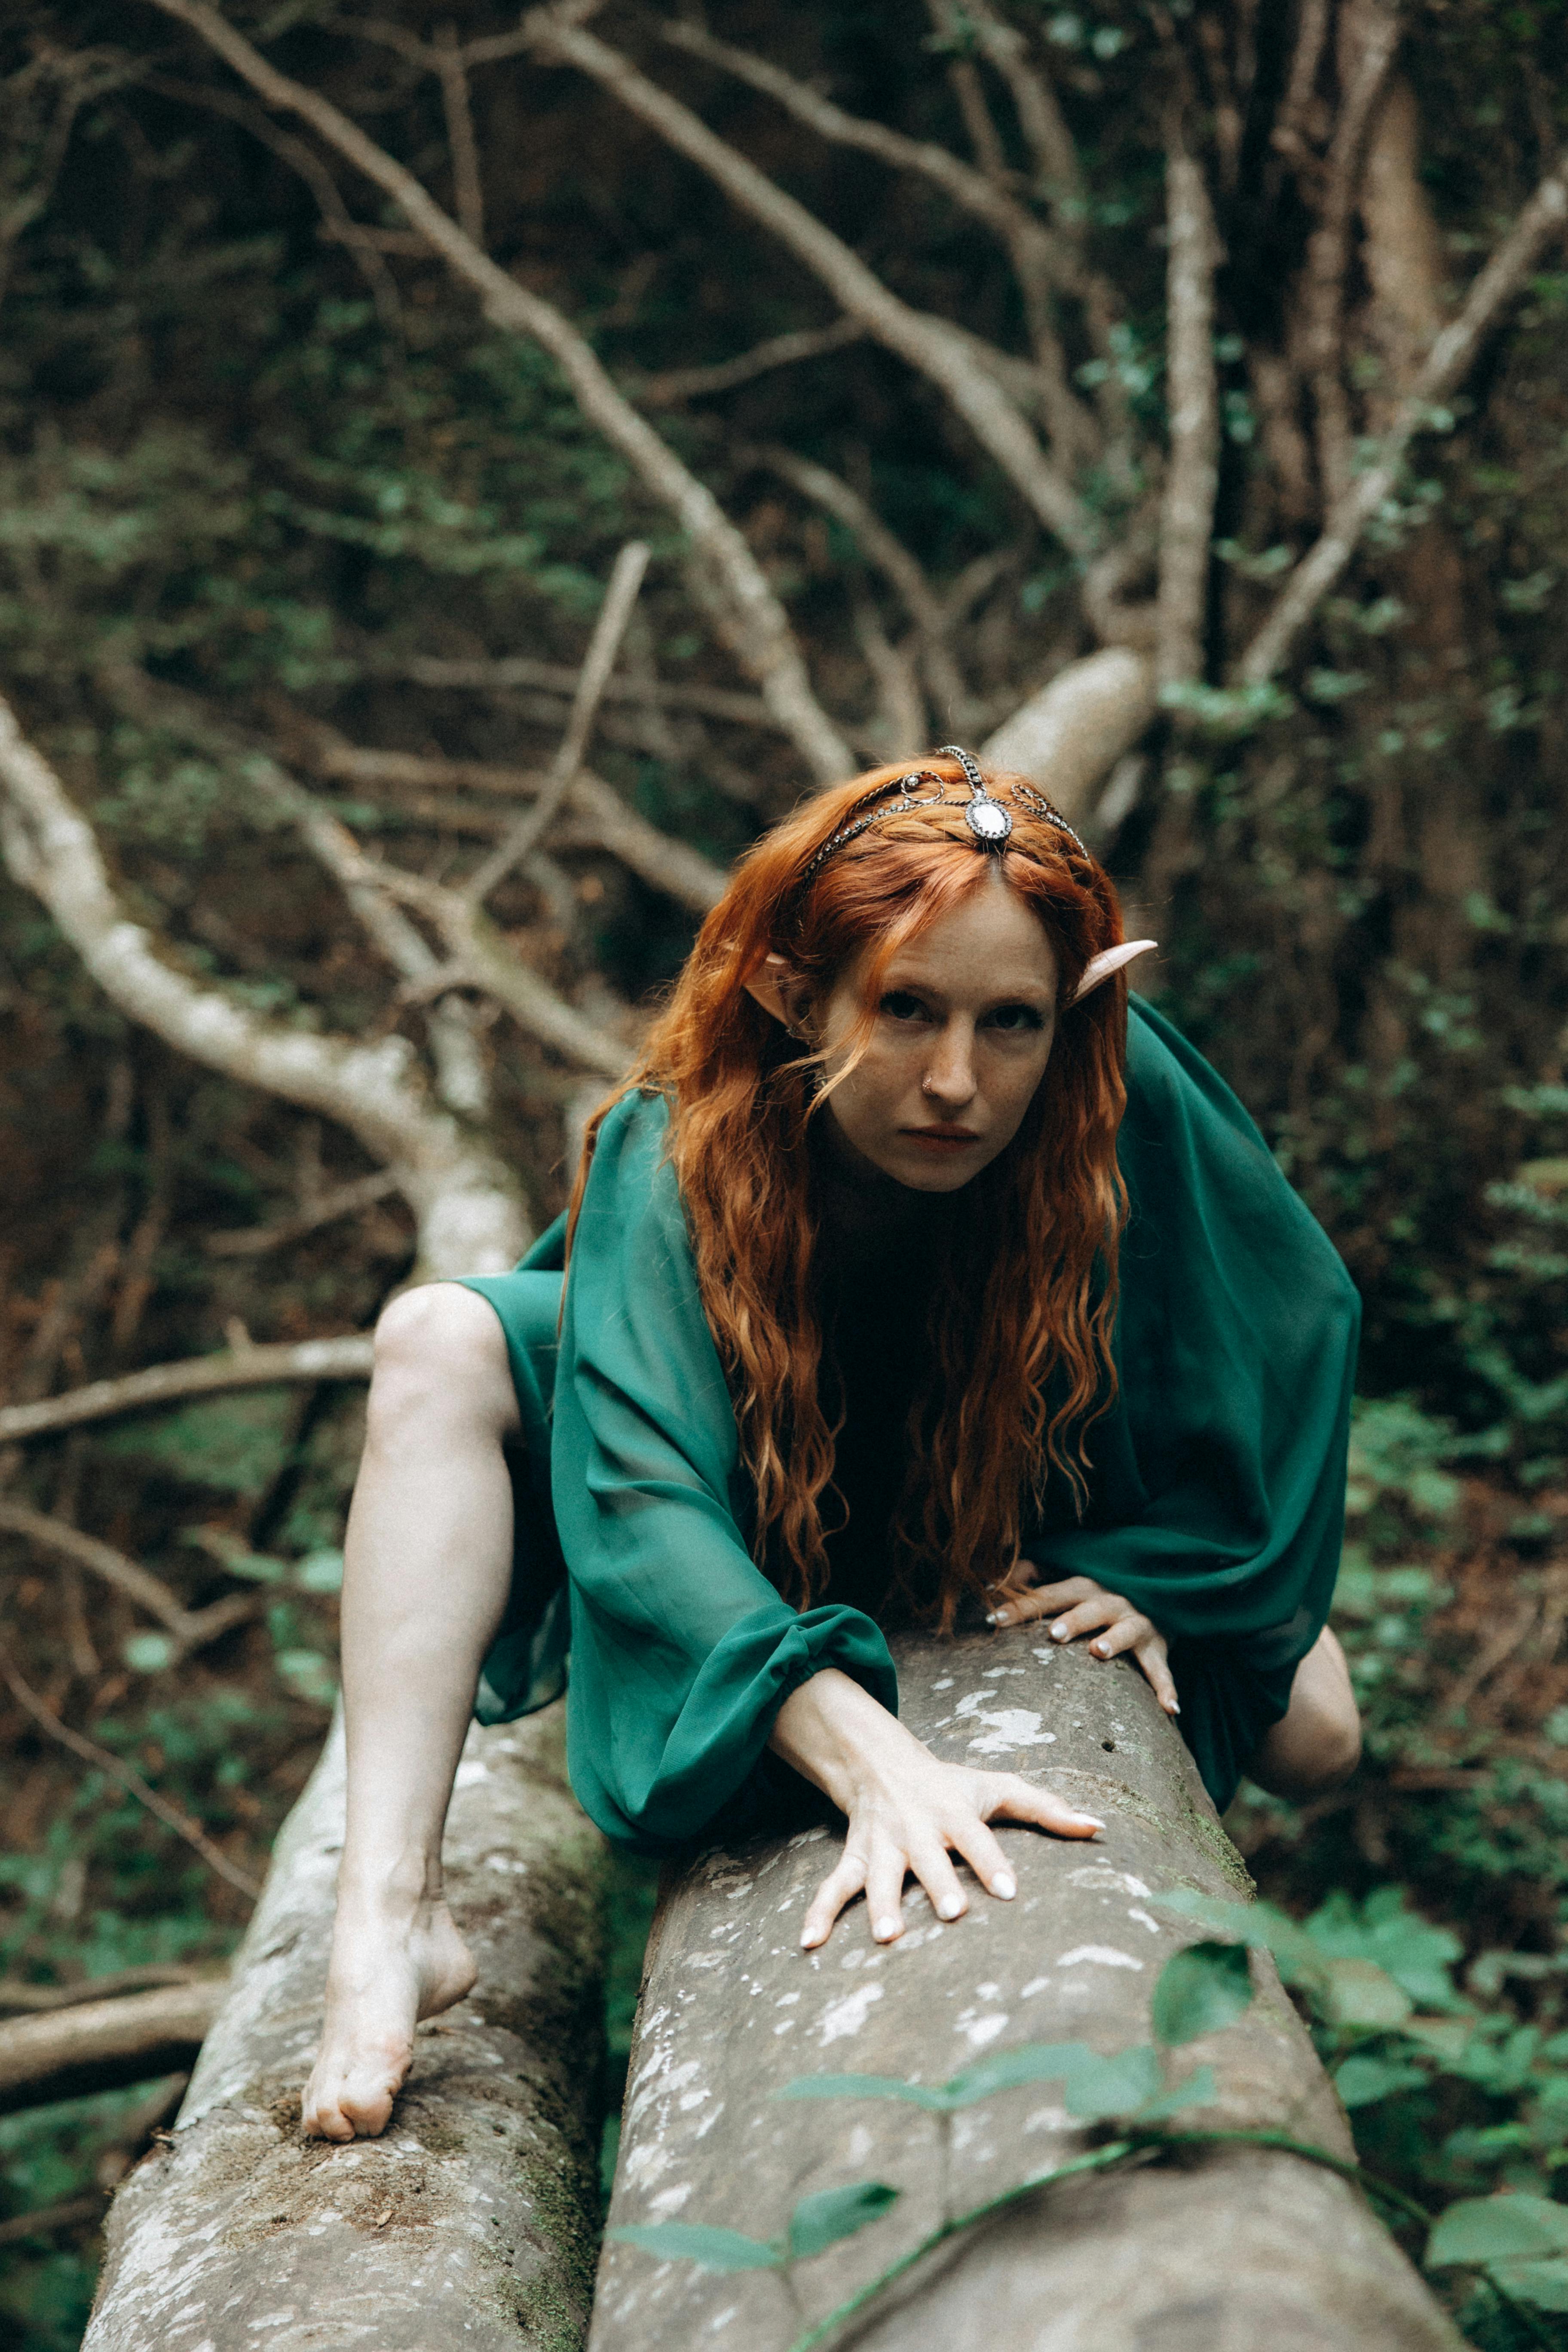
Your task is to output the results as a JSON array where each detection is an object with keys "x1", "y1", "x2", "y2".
[{"x1": 769, "y1": 1667, "x2": 1103, "y2": 1946}]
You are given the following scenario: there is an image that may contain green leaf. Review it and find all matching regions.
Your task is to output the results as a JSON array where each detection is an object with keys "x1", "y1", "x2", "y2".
[
  {"x1": 1146, "y1": 1889, "x2": 1322, "y2": 1985},
  {"x1": 1491, "y1": 2259, "x2": 1568, "y2": 2312},
  {"x1": 1304, "y1": 1888, "x2": 1464, "y2": 2011},
  {"x1": 786, "y1": 2182, "x2": 899, "y2": 2263},
  {"x1": 1130, "y1": 2064, "x2": 1217, "y2": 2122},
  {"x1": 940, "y1": 2044, "x2": 1096, "y2": 2108},
  {"x1": 275, "y1": 1649, "x2": 337, "y2": 1706},
  {"x1": 1334, "y1": 2054, "x2": 1427, "y2": 2109},
  {"x1": 122, "y1": 1632, "x2": 176, "y2": 1674},
  {"x1": 776, "y1": 2073, "x2": 951, "y2": 2112},
  {"x1": 294, "y1": 1547, "x2": 345, "y2": 1592},
  {"x1": 1319, "y1": 1957, "x2": 1414, "y2": 2030},
  {"x1": 612, "y1": 2222, "x2": 781, "y2": 2273},
  {"x1": 1152, "y1": 1942, "x2": 1255, "y2": 2047},
  {"x1": 1063, "y1": 2044, "x2": 1163, "y2": 2121},
  {"x1": 1427, "y1": 2195, "x2": 1568, "y2": 2269}
]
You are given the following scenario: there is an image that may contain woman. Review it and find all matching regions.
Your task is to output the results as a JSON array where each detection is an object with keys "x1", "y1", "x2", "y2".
[{"x1": 303, "y1": 748, "x2": 1362, "y2": 2144}]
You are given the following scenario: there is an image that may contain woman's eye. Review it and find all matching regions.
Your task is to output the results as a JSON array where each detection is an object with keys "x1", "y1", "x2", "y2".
[
  {"x1": 880, "y1": 991, "x2": 930, "y2": 1023},
  {"x1": 985, "y1": 1003, "x2": 1045, "y2": 1033}
]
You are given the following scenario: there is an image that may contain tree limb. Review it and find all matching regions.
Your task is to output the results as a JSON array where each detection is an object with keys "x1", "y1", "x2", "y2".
[
  {"x1": 1302, "y1": 4, "x2": 1402, "y2": 503},
  {"x1": 0, "y1": 1977, "x2": 227, "y2": 2115},
  {"x1": 981, "y1": 647, "x2": 1158, "y2": 815},
  {"x1": 743, "y1": 446, "x2": 973, "y2": 726},
  {"x1": 0, "y1": 1966, "x2": 208, "y2": 2015},
  {"x1": 664, "y1": 16, "x2": 1096, "y2": 465},
  {"x1": 205, "y1": 1170, "x2": 402, "y2": 1257},
  {"x1": 536, "y1": 14, "x2": 1101, "y2": 557},
  {"x1": 634, "y1": 316, "x2": 864, "y2": 405},
  {"x1": 399, "y1": 654, "x2": 778, "y2": 729},
  {"x1": 1157, "y1": 131, "x2": 1223, "y2": 692},
  {"x1": 432, "y1": 22, "x2": 484, "y2": 246},
  {"x1": 141, "y1": 0, "x2": 852, "y2": 786},
  {"x1": 0, "y1": 691, "x2": 526, "y2": 1276},
  {"x1": 465, "y1": 539, "x2": 649, "y2": 901},
  {"x1": 0, "y1": 1500, "x2": 260, "y2": 1657},
  {"x1": 0, "y1": 1646, "x2": 261, "y2": 1899},
  {"x1": 1240, "y1": 158, "x2": 1568, "y2": 683},
  {"x1": 0, "y1": 1337, "x2": 374, "y2": 1446}
]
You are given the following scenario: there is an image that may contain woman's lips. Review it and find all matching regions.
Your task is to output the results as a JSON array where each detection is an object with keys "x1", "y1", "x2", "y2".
[{"x1": 902, "y1": 1127, "x2": 980, "y2": 1148}]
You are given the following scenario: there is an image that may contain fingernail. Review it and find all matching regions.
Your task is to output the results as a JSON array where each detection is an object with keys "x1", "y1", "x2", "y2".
[
  {"x1": 985, "y1": 1609, "x2": 1006, "y2": 1624},
  {"x1": 875, "y1": 1917, "x2": 902, "y2": 1940},
  {"x1": 938, "y1": 1897, "x2": 964, "y2": 1920},
  {"x1": 1169, "y1": 1700, "x2": 1181, "y2": 1715},
  {"x1": 1050, "y1": 1621, "x2": 1069, "y2": 1640},
  {"x1": 1091, "y1": 1640, "x2": 1109, "y2": 1656},
  {"x1": 1080, "y1": 1816, "x2": 1106, "y2": 1829},
  {"x1": 993, "y1": 1872, "x2": 1017, "y2": 1899}
]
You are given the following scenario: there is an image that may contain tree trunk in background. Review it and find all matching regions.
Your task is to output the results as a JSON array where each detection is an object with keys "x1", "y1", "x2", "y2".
[
  {"x1": 594, "y1": 1635, "x2": 1461, "y2": 2352},
  {"x1": 83, "y1": 1705, "x2": 608, "y2": 2352}
]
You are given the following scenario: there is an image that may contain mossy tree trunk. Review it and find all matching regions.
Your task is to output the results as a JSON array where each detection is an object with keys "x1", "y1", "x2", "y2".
[
  {"x1": 594, "y1": 1634, "x2": 1462, "y2": 2352},
  {"x1": 83, "y1": 1704, "x2": 608, "y2": 2352}
]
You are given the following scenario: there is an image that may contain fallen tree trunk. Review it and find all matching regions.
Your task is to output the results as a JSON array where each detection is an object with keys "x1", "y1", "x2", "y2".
[
  {"x1": 594, "y1": 1631, "x2": 1462, "y2": 2351},
  {"x1": 84, "y1": 1703, "x2": 609, "y2": 2352},
  {"x1": 0, "y1": 1980, "x2": 224, "y2": 2115}
]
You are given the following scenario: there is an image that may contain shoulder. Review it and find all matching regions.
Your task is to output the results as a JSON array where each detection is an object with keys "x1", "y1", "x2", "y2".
[
  {"x1": 569, "y1": 1088, "x2": 688, "y2": 1281},
  {"x1": 1124, "y1": 996, "x2": 1271, "y2": 1160}
]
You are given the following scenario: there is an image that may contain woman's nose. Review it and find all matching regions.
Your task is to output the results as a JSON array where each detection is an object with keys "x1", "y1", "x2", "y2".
[{"x1": 923, "y1": 1023, "x2": 978, "y2": 1106}]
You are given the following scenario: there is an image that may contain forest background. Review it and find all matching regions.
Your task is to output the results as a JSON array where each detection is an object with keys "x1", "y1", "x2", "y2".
[{"x1": 0, "y1": 0, "x2": 1565, "y2": 2345}]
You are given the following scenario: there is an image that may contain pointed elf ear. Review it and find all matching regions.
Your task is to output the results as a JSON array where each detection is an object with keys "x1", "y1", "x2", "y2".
[
  {"x1": 1069, "y1": 939, "x2": 1158, "y2": 1006},
  {"x1": 743, "y1": 952, "x2": 807, "y2": 1032}
]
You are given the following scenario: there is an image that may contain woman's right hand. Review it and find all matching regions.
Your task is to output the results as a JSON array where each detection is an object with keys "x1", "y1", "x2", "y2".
[{"x1": 769, "y1": 1667, "x2": 1103, "y2": 1947}]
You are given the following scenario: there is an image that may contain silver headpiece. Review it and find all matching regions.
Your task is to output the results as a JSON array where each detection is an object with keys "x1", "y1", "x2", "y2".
[{"x1": 794, "y1": 745, "x2": 1088, "y2": 902}]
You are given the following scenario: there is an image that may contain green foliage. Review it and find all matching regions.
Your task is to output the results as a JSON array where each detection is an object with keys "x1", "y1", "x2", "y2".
[
  {"x1": 1150, "y1": 1939, "x2": 1256, "y2": 2046},
  {"x1": 611, "y1": 2181, "x2": 899, "y2": 2274}
]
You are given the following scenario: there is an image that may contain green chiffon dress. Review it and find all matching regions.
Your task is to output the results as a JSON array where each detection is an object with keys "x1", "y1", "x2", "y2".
[{"x1": 458, "y1": 999, "x2": 1360, "y2": 1850}]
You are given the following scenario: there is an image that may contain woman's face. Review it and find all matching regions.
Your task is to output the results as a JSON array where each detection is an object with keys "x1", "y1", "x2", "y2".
[{"x1": 814, "y1": 880, "x2": 1060, "y2": 1192}]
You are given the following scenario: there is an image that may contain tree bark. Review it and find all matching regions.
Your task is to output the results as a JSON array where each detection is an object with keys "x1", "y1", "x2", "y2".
[
  {"x1": 594, "y1": 1634, "x2": 1461, "y2": 2352},
  {"x1": 84, "y1": 1705, "x2": 608, "y2": 2352},
  {"x1": 982, "y1": 649, "x2": 1158, "y2": 817},
  {"x1": 0, "y1": 1981, "x2": 224, "y2": 2116}
]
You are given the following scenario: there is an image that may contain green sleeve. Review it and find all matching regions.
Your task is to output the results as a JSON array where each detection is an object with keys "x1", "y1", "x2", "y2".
[
  {"x1": 552, "y1": 1090, "x2": 898, "y2": 1853},
  {"x1": 1024, "y1": 1000, "x2": 1360, "y2": 1805}
]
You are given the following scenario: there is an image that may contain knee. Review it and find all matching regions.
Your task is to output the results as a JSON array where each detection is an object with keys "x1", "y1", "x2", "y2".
[{"x1": 367, "y1": 1283, "x2": 513, "y2": 1434}]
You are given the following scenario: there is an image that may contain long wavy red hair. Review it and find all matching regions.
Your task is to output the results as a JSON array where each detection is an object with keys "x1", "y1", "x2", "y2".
[{"x1": 567, "y1": 754, "x2": 1131, "y2": 1632}]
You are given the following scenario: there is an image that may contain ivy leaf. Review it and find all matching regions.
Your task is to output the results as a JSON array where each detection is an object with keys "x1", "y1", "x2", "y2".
[
  {"x1": 776, "y1": 2073, "x2": 951, "y2": 2111},
  {"x1": 1151, "y1": 1942, "x2": 1255, "y2": 2047},
  {"x1": 940, "y1": 2043, "x2": 1096, "y2": 2108},
  {"x1": 1490, "y1": 2259, "x2": 1568, "y2": 2312},
  {"x1": 1063, "y1": 2044, "x2": 1163, "y2": 2121},
  {"x1": 1318, "y1": 1957, "x2": 1413, "y2": 2030},
  {"x1": 1333, "y1": 2054, "x2": 1427, "y2": 2109},
  {"x1": 612, "y1": 2222, "x2": 781, "y2": 2273},
  {"x1": 786, "y1": 2182, "x2": 899, "y2": 2263},
  {"x1": 1130, "y1": 2064, "x2": 1217, "y2": 2122},
  {"x1": 1427, "y1": 2195, "x2": 1568, "y2": 2270},
  {"x1": 1146, "y1": 1889, "x2": 1323, "y2": 1986}
]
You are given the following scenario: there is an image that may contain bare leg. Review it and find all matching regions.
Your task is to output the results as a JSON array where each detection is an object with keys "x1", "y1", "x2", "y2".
[
  {"x1": 302, "y1": 1284, "x2": 519, "y2": 2141},
  {"x1": 1244, "y1": 1626, "x2": 1361, "y2": 1800}
]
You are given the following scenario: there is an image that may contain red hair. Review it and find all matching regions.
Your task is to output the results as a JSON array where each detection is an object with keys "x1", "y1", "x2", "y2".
[{"x1": 567, "y1": 755, "x2": 1130, "y2": 1632}]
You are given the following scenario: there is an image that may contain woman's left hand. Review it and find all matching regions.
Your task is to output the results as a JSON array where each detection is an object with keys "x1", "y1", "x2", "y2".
[{"x1": 986, "y1": 1566, "x2": 1179, "y2": 1716}]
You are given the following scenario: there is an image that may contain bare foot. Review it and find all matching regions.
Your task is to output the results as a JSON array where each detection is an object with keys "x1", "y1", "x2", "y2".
[{"x1": 302, "y1": 1886, "x2": 476, "y2": 2141}]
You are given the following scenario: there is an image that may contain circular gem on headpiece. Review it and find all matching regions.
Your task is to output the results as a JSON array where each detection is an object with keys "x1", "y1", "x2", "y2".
[{"x1": 964, "y1": 796, "x2": 1012, "y2": 844}]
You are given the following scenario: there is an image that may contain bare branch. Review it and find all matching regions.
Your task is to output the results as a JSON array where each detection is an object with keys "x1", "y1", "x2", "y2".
[
  {"x1": 0, "y1": 1646, "x2": 261, "y2": 1898},
  {"x1": 852, "y1": 599, "x2": 928, "y2": 759},
  {"x1": 279, "y1": 726, "x2": 727, "y2": 914},
  {"x1": 205, "y1": 1170, "x2": 402, "y2": 1257},
  {"x1": 982, "y1": 647, "x2": 1158, "y2": 816},
  {"x1": 0, "y1": 692, "x2": 525, "y2": 1274},
  {"x1": 0, "y1": 1336, "x2": 373, "y2": 1446},
  {"x1": 401, "y1": 655, "x2": 778, "y2": 730},
  {"x1": 0, "y1": 1972, "x2": 228, "y2": 2111},
  {"x1": 1157, "y1": 132, "x2": 1223, "y2": 692},
  {"x1": 634, "y1": 317, "x2": 864, "y2": 405},
  {"x1": 465, "y1": 540, "x2": 649, "y2": 902},
  {"x1": 0, "y1": 1500, "x2": 259, "y2": 1657},
  {"x1": 1302, "y1": 5, "x2": 1403, "y2": 502},
  {"x1": 546, "y1": 16, "x2": 1101, "y2": 554},
  {"x1": 142, "y1": 0, "x2": 851, "y2": 785},
  {"x1": 1274, "y1": 0, "x2": 1332, "y2": 170},
  {"x1": 0, "y1": 1966, "x2": 207, "y2": 2017},
  {"x1": 1240, "y1": 159, "x2": 1568, "y2": 684},
  {"x1": 432, "y1": 22, "x2": 484, "y2": 246},
  {"x1": 744, "y1": 445, "x2": 974, "y2": 726}
]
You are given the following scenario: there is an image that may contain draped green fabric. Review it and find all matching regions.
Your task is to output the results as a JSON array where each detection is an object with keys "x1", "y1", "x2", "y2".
[{"x1": 458, "y1": 998, "x2": 1359, "y2": 1847}]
